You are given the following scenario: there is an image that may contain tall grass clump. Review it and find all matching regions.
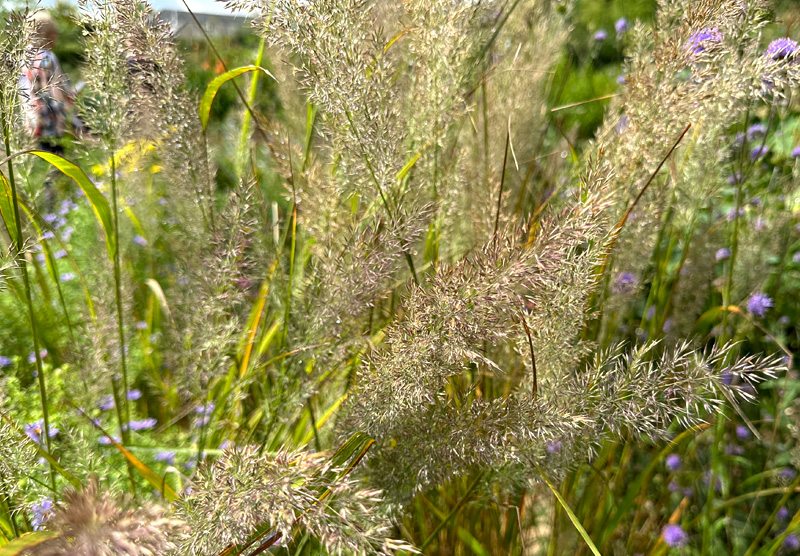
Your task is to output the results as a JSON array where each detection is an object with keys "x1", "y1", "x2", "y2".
[{"x1": 0, "y1": 0, "x2": 799, "y2": 554}]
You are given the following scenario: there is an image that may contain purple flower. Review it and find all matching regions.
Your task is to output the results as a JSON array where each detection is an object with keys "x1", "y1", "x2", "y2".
[
  {"x1": 716, "y1": 248, "x2": 731, "y2": 261},
  {"x1": 546, "y1": 441, "x2": 562, "y2": 454},
  {"x1": 194, "y1": 403, "x2": 216, "y2": 427},
  {"x1": 127, "y1": 389, "x2": 142, "y2": 400},
  {"x1": 792, "y1": 147, "x2": 800, "y2": 159},
  {"x1": 31, "y1": 498, "x2": 54, "y2": 531},
  {"x1": 127, "y1": 418, "x2": 157, "y2": 431},
  {"x1": 747, "y1": 292, "x2": 773, "y2": 317},
  {"x1": 726, "y1": 207, "x2": 745, "y2": 221},
  {"x1": 778, "y1": 506, "x2": 791, "y2": 521},
  {"x1": 43, "y1": 213, "x2": 57, "y2": 224},
  {"x1": 27, "y1": 349, "x2": 47, "y2": 364},
  {"x1": 687, "y1": 27, "x2": 721, "y2": 54},
  {"x1": 132, "y1": 234, "x2": 148, "y2": 247},
  {"x1": 98, "y1": 435, "x2": 121, "y2": 445},
  {"x1": 736, "y1": 424, "x2": 751, "y2": 440},
  {"x1": 783, "y1": 533, "x2": 800, "y2": 551},
  {"x1": 0, "y1": 356, "x2": 11, "y2": 367},
  {"x1": 135, "y1": 321, "x2": 148, "y2": 330},
  {"x1": 155, "y1": 451, "x2": 176, "y2": 464},
  {"x1": 766, "y1": 38, "x2": 799, "y2": 60},
  {"x1": 668, "y1": 480, "x2": 680, "y2": 492},
  {"x1": 25, "y1": 420, "x2": 58, "y2": 446},
  {"x1": 750, "y1": 145, "x2": 770, "y2": 161},
  {"x1": 793, "y1": 252, "x2": 800, "y2": 263},
  {"x1": 747, "y1": 123, "x2": 767, "y2": 140},
  {"x1": 60, "y1": 272, "x2": 74, "y2": 282},
  {"x1": 616, "y1": 74, "x2": 627, "y2": 85},
  {"x1": 663, "y1": 524, "x2": 688, "y2": 547},
  {"x1": 727, "y1": 172, "x2": 743, "y2": 185},
  {"x1": 666, "y1": 453, "x2": 681, "y2": 471},
  {"x1": 725, "y1": 443, "x2": 745, "y2": 456},
  {"x1": 780, "y1": 467, "x2": 797, "y2": 480},
  {"x1": 594, "y1": 29, "x2": 607, "y2": 41},
  {"x1": 99, "y1": 395, "x2": 115, "y2": 411},
  {"x1": 613, "y1": 272, "x2": 637, "y2": 294},
  {"x1": 662, "y1": 318, "x2": 674, "y2": 333},
  {"x1": 615, "y1": 17, "x2": 629, "y2": 35}
]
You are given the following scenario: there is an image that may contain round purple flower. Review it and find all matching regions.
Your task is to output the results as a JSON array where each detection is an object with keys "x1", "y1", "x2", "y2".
[
  {"x1": 792, "y1": 147, "x2": 800, "y2": 159},
  {"x1": 716, "y1": 248, "x2": 731, "y2": 261},
  {"x1": 780, "y1": 467, "x2": 797, "y2": 480},
  {"x1": 727, "y1": 172, "x2": 743, "y2": 185},
  {"x1": 747, "y1": 123, "x2": 767, "y2": 140},
  {"x1": 735, "y1": 424, "x2": 751, "y2": 440},
  {"x1": 132, "y1": 234, "x2": 148, "y2": 247},
  {"x1": 0, "y1": 356, "x2": 11, "y2": 367},
  {"x1": 614, "y1": 272, "x2": 637, "y2": 294},
  {"x1": 615, "y1": 17, "x2": 630, "y2": 35},
  {"x1": 747, "y1": 292, "x2": 773, "y2": 317},
  {"x1": 594, "y1": 29, "x2": 607, "y2": 41},
  {"x1": 155, "y1": 451, "x2": 176, "y2": 464},
  {"x1": 766, "y1": 38, "x2": 799, "y2": 60},
  {"x1": 668, "y1": 480, "x2": 680, "y2": 492},
  {"x1": 793, "y1": 252, "x2": 800, "y2": 263},
  {"x1": 99, "y1": 395, "x2": 115, "y2": 411},
  {"x1": 127, "y1": 389, "x2": 142, "y2": 400},
  {"x1": 616, "y1": 73, "x2": 627, "y2": 85},
  {"x1": 687, "y1": 27, "x2": 721, "y2": 54},
  {"x1": 546, "y1": 441, "x2": 563, "y2": 454},
  {"x1": 663, "y1": 524, "x2": 688, "y2": 547},
  {"x1": 783, "y1": 533, "x2": 800, "y2": 551},
  {"x1": 127, "y1": 418, "x2": 157, "y2": 431},
  {"x1": 666, "y1": 453, "x2": 682, "y2": 471},
  {"x1": 25, "y1": 420, "x2": 58, "y2": 446},
  {"x1": 777, "y1": 506, "x2": 791, "y2": 521},
  {"x1": 750, "y1": 145, "x2": 770, "y2": 161},
  {"x1": 31, "y1": 498, "x2": 54, "y2": 531}
]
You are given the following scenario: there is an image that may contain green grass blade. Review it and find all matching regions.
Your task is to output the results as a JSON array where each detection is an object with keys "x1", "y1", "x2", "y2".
[
  {"x1": 0, "y1": 172, "x2": 18, "y2": 241},
  {"x1": 536, "y1": 464, "x2": 601, "y2": 556},
  {"x1": 29, "y1": 151, "x2": 116, "y2": 258},
  {"x1": 0, "y1": 532, "x2": 60, "y2": 555},
  {"x1": 199, "y1": 65, "x2": 276, "y2": 130}
]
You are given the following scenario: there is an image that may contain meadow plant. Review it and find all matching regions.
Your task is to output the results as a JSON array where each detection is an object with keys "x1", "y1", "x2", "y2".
[{"x1": 0, "y1": 0, "x2": 799, "y2": 554}]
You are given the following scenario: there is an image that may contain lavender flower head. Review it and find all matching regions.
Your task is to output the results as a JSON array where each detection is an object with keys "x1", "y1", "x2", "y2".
[
  {"x1": 687, "y1": 27, "x2": 721, "y2": 54},
  {"x1": 25, "y1": 420, "x2": 58, "y2": 446},
  {"x1": 613, "y1": 272, "x2": 637, "y2": 294},
  {"x1": 663, "y1": 524, "x2": 688, "y2": 547},
  {"x1": 615, "y1": 17, "x2": 629, "y2": 35},
  {"x1": 766, "y1": 38, "x2": 799, "y2": 60},
  {"x1": 747, "y1": 292, "x2": 773, "y2": 317},
  {"x1": 747, "y1": 123, "x2": 767, "y2": 140},
  {"x1": 715, "y1": 248, "x2": 731, "y2": 261},
  {"x1": 777, "y1": 506, "x2": 790, "y2": 521},
  {"x1": 594, "y1": 29, "x2": 607, "y2": 41},
  {"x1": 735, "y1": 424, "x2": 751, "y2": 440},
  {"x1": 31, "y1": 498, "x2": 55, "y2": 531},
  {"x1": 750, "y1": 145, "x2": 770, "y2": 161},
  {"x1": 783, "y1": 533, "x2": 800, "y2": 551},
  {"x1": 792, "y1": 146, "x2": 800, "y2": 159},
  {"x1": 665, "y1": 453, "x2": 681, "y2": 471}
]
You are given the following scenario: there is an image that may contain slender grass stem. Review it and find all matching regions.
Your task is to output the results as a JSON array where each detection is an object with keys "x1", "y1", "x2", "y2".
[{"x1": 1, "y1": 102, "x2": 54, "y2": 490}]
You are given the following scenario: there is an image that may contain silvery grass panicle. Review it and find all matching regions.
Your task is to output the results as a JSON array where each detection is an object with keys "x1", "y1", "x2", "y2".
[
  {"x1": 596, "y1": 0, "x2": 800, "y2": 309},
  {"x1": 25, "y1": 478, "x2": 186, "y2": 556},
  {"x1": 0, "y1": 7, "x2": 35, "y2": 150},
  {"x1": 175, "y1": 446, "x2": 414, "y2": 555},
  {"x1": 341, "y1": 149, "x2": 784, "y2": 502},
  {"x1": 0, "y1": 412, "x2": 38, "y2": 511}
]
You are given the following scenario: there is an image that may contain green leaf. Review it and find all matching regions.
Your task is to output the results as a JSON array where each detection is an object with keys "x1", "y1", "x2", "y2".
[
  {"x1": 199, "y1": 66, "x2": 276, "y2": 130},
  {"x1": 536, "y1": 464, "x2": 601, "y2": 556},
  {"x1": 457, "y1": 527, "x2": 490, "y2": 556},
  {"x1": 0, "y1": 172, "x2": 18, "y2": 241},
  {"x1": 0, "y1": 531, "x2": 60, "y2": 556},
  {"x1": 29, "y1": 151, "x2": 116, "y2": 258}
]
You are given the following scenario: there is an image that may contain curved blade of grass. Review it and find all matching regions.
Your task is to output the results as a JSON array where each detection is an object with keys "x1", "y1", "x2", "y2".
[
  {"x1": 144, "y1": 278, "x2": 172, "y2": 321},
  {"x1": 535, "y1": 464, "x2": 601, "y2": 556},
  {"x1": 199, "y1": 66, "x2": 276, "y2": 130},
  {"x1": 0, "y1": 172, "x2": 18, "y2": 241},
  {"x1": 29, "y1": 151, "x2": 116, "y2": 258},
  {"x1": 299, "y1": 393, "x2": 348, "y2": 446},
  {"x1": 0, "y1": 531, "x2": 60, "y2": 555}
]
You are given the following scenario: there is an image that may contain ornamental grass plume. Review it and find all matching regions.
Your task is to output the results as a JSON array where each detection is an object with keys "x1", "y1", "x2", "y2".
[
  {"x1": 175, "y1": 446, "x2": 414, "y2": 556},
  {"x1": 24, "y1": 478, "x2": 186, "y2": 556}
]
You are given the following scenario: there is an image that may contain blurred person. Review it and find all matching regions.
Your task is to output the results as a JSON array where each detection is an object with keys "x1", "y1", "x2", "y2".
[{"x1": 20, "y1": 11, "x2": 85, "y2": 156}]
